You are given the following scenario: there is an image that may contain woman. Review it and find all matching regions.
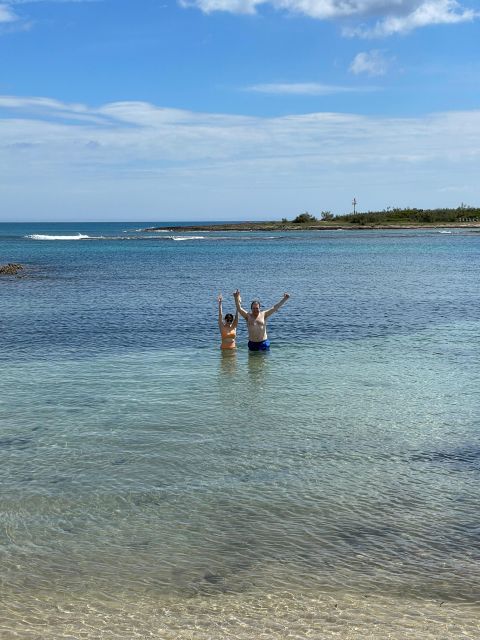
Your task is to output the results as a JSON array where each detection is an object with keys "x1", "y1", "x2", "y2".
[
  {"x1": 233, "y1": 290, "x2": 290, "y2": 351},
  {"x1": 218, "y1": 294, "x2": 238, "y2": 350}
]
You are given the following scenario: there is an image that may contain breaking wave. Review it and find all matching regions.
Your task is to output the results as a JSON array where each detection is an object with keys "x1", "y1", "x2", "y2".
[
  {"x1": 171, "y1": 236, "x2": 205, "y2": 241},
  {"x1": 26, "y1": 234, "x2": 90, "y2": 241}
]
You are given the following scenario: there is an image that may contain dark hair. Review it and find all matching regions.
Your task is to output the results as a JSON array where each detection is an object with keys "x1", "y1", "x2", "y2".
[
  {"x1": 250, "y1": 300, "x2": 261, "y2": 309},
  {"x1": 225, "y1": 313, "x2": 234, "y2": 322}
]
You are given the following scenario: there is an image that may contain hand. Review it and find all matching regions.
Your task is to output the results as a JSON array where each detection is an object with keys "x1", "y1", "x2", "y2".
[
  {"x1": 217, "y1": 293, "x2": 223, "y2": 303},
  {"x1": 283, "y1": 292, "x2": 290, "y2": 300},
  {"x1": 233, "y1": 289, "x2": 241, "y2": 299}
]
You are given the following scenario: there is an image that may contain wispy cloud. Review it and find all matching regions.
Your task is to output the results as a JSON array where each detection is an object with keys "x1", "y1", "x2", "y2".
[
  {"x1": 244, "y1": 82, "x2": 375, "y2": 95},
  {"x1": 1, "y1": 95, "x2": 480, "y2": 218},
  {"x1": 3, "y1": 0, "x2": 477, "y2": 37},
  {"x1": 182, "y1": 0, "x2": 479, "y2": 36},
  {"x1": 3, "y1": 95, "x2": 480, "y2": 167},
  {"x1": 350, "y1": 50, "x2": 391, "y2": 76},
  {"x1": 5, "y1": 0, "x2": 98, "y2": 4},
  {"x1": 0, "y1": 0, "x2": 98, "y2": 30},
  {"x1": 346, "y1": 0, "x2": 478, "y2": 36},
  {"x1": 0, "y1": 0, "x2": 98, "y2": 33},
  {"x1": 0, "y1": 3, "x2": 18, "y2": 23}
]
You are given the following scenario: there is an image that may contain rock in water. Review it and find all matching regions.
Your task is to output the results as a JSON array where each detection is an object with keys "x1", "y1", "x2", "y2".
[{"x1": 0, "y1": 263, "x2": 24, "y2": 275}]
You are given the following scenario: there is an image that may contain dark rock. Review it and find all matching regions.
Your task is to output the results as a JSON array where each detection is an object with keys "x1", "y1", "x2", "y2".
[
  {"x1": 0, "y1": 263, "x2": 24, "y2": 275},
  {"x1": 203, "y1": 571, "x2": 223, "y2": 584}
]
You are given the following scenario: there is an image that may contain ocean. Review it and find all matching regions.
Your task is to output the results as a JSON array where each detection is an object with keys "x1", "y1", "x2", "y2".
[{"x1": 1, "y1": 222, "x2": 480, "y2": 638}]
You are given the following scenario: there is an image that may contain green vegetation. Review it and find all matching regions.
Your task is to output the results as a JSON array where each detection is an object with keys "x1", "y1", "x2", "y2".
[
  {"x1": 333, "y1": 205, "x2": 480, "y2": 226},
  {"x1": 292, "y1": 212, "x2": 317, "y2": 224},
  {"x1": 143, "y1": 205, "x2": 480, "y2": 233}
]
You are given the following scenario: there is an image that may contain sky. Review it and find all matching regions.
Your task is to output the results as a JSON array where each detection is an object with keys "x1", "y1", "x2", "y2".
[{"x1": 0, "y1": 0, "x2": 479, "y2": 221}]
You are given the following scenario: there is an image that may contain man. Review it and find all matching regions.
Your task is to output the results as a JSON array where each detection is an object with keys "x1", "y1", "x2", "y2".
[{"x1": 233, "y1": 289, "x2": 290, "y2": 351}]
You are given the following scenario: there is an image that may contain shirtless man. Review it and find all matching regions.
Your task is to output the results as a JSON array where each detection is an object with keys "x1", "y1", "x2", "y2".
[{"x1": 233, "y1": 289, "x2": 290, "y2": 351}]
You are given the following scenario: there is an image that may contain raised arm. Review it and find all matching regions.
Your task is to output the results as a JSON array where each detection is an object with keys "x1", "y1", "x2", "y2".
[
  {"x1": 264, "y1": 293, "x2": 290, "y2": 318},
  {"x1": 233, "y1": 289, "x2": 248, "y2": 319},
  {"x1": 217, "y1": 294, "x2": 223, "y2": 328}
]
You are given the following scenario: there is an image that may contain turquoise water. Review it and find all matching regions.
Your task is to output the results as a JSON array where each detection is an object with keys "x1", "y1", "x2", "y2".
[{"x1": 1, "y1": 223, "x2": 480, "y2": 638}]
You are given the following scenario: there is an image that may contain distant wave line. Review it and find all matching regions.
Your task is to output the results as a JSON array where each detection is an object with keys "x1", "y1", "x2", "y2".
[
  {"x1": 133, "y1": 229, "x2": 172, "y2": 233},
  {"x1": 171, "y1": 236, "x2": 205, "y2": 241},
  {"x1": 24, "y1": 233, "x2": 209, "y2": 242},
  {"x1": 22, "y1": 233, "x2": 287, "y2": 242},
  {"x1": 26, "y1": 233, "x2": 90, "y2": 240}
]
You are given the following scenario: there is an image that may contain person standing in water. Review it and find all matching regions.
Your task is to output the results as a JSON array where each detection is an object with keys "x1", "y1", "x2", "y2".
[
  {"x1": 218, "y1": 294, "x2": 238, "y2": 350},
  {"x1": 233, "y1": 289, "x2": 290, "y2": 351}
]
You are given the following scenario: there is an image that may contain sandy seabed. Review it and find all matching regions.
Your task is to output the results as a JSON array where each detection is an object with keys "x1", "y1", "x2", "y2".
[{"x1": 2, "y1": 589, "x2": 479, "y2": 639}]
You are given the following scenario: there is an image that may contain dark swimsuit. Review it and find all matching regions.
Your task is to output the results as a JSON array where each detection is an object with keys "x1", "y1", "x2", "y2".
[{"x1": 248, "y1": 339, "x2": 270, "y2": 351}]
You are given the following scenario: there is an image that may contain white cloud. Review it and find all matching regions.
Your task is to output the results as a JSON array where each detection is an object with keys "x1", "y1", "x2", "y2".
[
  {"x1": 0, "y1": 0, "x2": 97, "y2": 29},
  {"x1": 3, "y1": 95, "x2": 480, "y2": 168},
  {"x1": 2, "y1": 0, "x2": 476, "y2": 38},
  {"x1": 347, "y1": 0, "x2": 478, "y2": 36},
  {"x1": 350, "y1": 50, "x2": 390, "y2": 76},
  {"x1": 0, "y1": 95, "x2": 89, "y2": 113},
  {"x1": 1, "y1": 95, "x2": 480, "y2": 218},
  {"x1": 0, "y1": 3, "x2": 18, "y2": 22},
  {"x1": 244, "y1": 82, "x2": 376, "y2": 95},
  {"x1": 180, "y1": 0, "x2": 258, "y2": 13},
  {"x1": 183, "y1": 0, "x2": 478, "y2": 36}
]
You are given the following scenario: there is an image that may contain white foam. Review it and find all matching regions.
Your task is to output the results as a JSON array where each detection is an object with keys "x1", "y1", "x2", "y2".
[
  {"x1": 26, "y1": 233, "x2": 90, "y2": 241},
  {"x1": 171, "y1": 236, "x2": 205, "y2": 241}
]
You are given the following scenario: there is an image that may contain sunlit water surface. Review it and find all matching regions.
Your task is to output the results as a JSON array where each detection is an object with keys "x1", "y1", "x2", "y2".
[{"x1": 1, "y1": 223, "x2": 479, "y2": 638}]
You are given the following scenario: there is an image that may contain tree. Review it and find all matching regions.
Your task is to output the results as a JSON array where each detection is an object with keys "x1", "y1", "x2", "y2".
[
  {"x1": 321, "y1": 211, "x2": 334, "y2": 221},
  {"x1": 293, "y1": 212, "x2": 317, "y2": 224}
]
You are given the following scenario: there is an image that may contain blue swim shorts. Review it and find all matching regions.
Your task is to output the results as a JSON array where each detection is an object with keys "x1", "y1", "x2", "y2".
[{"x1": 248, "y1": 339, "x2": 270, "y2": 351}]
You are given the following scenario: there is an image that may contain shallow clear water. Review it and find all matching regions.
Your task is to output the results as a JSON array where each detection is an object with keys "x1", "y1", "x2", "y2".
[{"x1": 1, "y1": 223, "x2": 480, "y2": 637}]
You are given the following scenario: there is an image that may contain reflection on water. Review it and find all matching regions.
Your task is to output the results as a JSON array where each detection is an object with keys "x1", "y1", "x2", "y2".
[
  {"x1": 247, "y1": 350, "x2": 269, "y2": 378},
  {"x1": 2, "y1": 226, "x2": 480, "y2": 638},
  {"x1": 219, "y1": 349, "x2": 237, "y2": 376}
]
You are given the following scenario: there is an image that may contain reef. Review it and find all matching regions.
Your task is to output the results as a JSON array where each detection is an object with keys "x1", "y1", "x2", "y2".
[{"x1": 0, "y1": 263, "x2": 24, "y2": 276}]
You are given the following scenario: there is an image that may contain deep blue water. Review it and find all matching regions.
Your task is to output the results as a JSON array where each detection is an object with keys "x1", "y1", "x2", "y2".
[
  {"x1": 3, "y1": 222, "x2": 480, "y2": 358},
  {"x1": 1, "y1": 222, "x2": 480, "y2": 638}
]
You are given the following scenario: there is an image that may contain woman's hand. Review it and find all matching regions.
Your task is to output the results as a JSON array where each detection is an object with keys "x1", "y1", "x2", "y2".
[
  {"x1": 283, "y1": 293, "x2": 290, "y2": 300},
  {"x1": 218, "y1": 293, "x2": 223, "y2": 303}
]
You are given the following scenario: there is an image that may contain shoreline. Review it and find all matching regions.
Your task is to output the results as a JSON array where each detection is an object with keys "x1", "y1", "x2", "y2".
[
  {"x1": 143, "y1": 222, "x2": 480, "y2": 232},
  {"x1": 3, "y1": 586, "x2": 480, "y2": 639}
]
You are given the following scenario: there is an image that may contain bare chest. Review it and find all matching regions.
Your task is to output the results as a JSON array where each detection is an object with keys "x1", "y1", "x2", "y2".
[{"x1": 247, "y1": 312, "x2": 266, "y2": 328}]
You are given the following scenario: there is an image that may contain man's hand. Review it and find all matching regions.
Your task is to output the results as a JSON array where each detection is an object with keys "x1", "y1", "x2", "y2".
[
  {"x1": 217, "y1": 293, "x2": 223, "y2": 303},
  {"x1": 283, "y1": 293, "x2": 290, "y2": 300}
]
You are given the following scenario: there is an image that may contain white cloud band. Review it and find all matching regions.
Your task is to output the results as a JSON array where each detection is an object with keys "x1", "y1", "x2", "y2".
[
  {"x1": 1, "y1": 95, "x2": 479, "y2": 217},
  {"x1": 182, "y1": 0, "x2": 478, "y2": 36},
  {"x1": 244, "y1": 82, "x2": 376, "y2": 95}
]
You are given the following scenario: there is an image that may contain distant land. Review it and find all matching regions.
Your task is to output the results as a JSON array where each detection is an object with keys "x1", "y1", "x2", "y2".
[{"x1": 143, "y1": 207, "x2": 480, "y2": 232}]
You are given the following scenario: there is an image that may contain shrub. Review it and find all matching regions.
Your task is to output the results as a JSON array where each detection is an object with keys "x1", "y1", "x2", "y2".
[{"x1": 293, "y1": 212, "x2": 317, "y2": 224}]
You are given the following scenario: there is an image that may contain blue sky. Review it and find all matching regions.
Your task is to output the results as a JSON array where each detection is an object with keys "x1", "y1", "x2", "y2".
[{"x1": 0, "y1": 0, "x2": 479, "y2": 221}]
